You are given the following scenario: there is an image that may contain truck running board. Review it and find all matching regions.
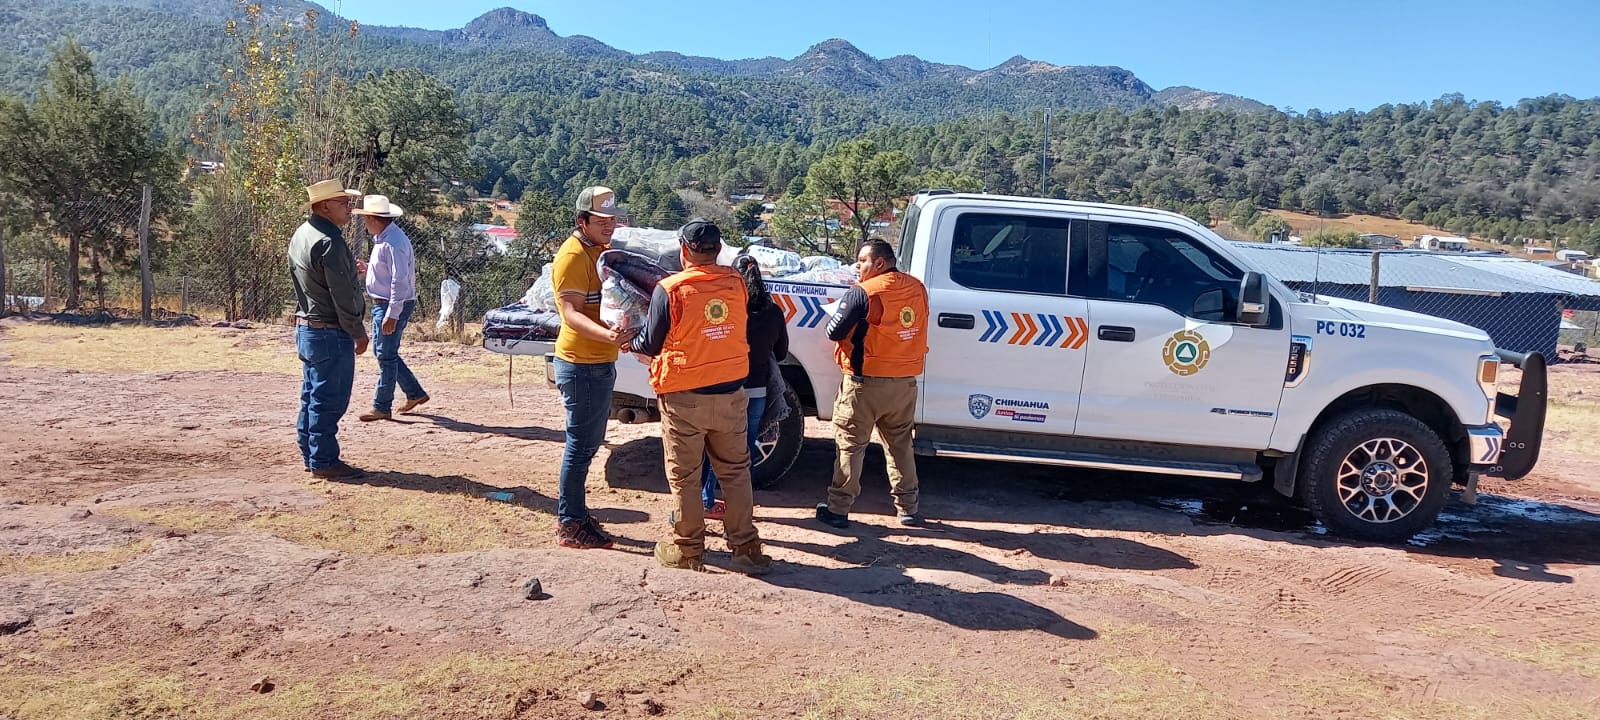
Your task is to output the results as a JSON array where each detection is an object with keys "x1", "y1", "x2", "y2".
[{"x1": 921, "y1": 442, "x2": 1264, "y2": 482}]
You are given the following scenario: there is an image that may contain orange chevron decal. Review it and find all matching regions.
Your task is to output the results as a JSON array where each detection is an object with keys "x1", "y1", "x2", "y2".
[
  {"x1": 776, "y1": 294, "x2": 797, "y2": 323},
  {"x1": 1062, "y1": 316, "x2": 1088, "y2": 349},
  {"x1": 1007, "y1": 312, "x2": 1038, "y2": 345}
]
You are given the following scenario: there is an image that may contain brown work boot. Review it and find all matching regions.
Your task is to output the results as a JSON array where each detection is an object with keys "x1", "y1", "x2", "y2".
[
  {"x1": 358, "y1": 409, "x2": 391, "y2": 422},
  {"x1": 728, "y1": 544, "x2": 773, "y2": 576},
  {"x1": 398, "y1": 395, "x2": 430, "y2": 414},
  {"x1": 654, "y1": 541, "x2": 705, "y2": 571}
]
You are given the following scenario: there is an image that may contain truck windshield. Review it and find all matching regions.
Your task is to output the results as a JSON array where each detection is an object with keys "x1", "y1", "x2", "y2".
[{"x1": 898, "y1": 202, "x2": 921, "y2": 266}]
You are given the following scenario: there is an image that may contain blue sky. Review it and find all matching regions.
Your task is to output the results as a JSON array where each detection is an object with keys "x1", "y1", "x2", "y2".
[{"x1": 325, "y1": 0, "x2": 1600, "y2": 112}]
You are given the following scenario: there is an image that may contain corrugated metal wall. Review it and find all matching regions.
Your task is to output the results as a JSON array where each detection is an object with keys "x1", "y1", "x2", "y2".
[{"x1": 1282, "y1": 282, "x2": 1561, "y2": 357}]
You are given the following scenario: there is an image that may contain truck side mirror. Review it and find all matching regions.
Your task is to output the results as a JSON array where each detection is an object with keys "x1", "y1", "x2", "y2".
[{"x1": 1239, "y1": 272, "x2": 1268, "y2": 326}]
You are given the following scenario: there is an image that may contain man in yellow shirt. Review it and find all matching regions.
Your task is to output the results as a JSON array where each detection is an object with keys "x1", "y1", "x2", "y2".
[{"x1": 552, "y1": 186, "x2": 638, "y2": 549}]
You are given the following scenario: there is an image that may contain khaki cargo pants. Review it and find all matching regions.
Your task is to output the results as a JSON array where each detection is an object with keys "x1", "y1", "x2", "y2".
[
  {"x1": 659, "y1": 389, "x2": 761, "y2": 559},
  {"x1": 826, "y1": 375, "x2": 919, "y2": 516}
]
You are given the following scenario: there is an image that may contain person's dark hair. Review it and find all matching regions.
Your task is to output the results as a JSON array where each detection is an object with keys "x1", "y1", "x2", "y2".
[
  {"x1": 861, "y1": 238, "x2": 896, "y2": 267},
  {"x1": 575, "y1": 210, "x2": 592, "y2": 225},
  {"x1": 733, "y1": 254, "x2": 771, "y2": 314}
]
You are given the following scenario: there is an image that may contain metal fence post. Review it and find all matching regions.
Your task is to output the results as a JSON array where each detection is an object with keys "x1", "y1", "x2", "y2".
[
  {"x1": 138, "y1": 184, "x2": 154, "y2": 322},
  {"x1": 1369, "y1": 251, "x2": 1381, "y2": 304}
]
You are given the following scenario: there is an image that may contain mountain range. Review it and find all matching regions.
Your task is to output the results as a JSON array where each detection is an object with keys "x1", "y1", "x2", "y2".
[{"x1": 0, "y1": 0, "x2": 1270, "y2": 115}]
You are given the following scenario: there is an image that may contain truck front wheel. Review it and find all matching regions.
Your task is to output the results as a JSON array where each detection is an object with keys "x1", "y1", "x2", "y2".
[
  {"x1": 752, "y1": 387, "x2": 806, "y2": 490},
  {"x1": 1298, "y1": 409, "x2": 1453, "y2": 542}
]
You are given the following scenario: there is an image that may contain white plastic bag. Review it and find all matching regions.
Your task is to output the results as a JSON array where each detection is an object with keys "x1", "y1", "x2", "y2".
[
  {"x1": 784, "y1": 266, "x2": 859, "y2": 286},
  {"x1": 521, "y1": 262, "x2": 557, "y2": 311},
  {"x1": 436, "y1": 277, "x2": 461, "y2": 329},
  {"x1": 802, "y1": 255, "x2": 843, "y2": 272},
  {"x1": 745, "y1": 244, "x2": 804, "y2": 277}
]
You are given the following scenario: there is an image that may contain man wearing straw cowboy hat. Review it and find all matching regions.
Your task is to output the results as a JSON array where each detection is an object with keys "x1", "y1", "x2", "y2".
[
  {"x1": 353, "y1": 194, "x2": 429, "y2": 422},
  {"x1": 289, "y1": 179, "x2": 370, "y2": 480}
]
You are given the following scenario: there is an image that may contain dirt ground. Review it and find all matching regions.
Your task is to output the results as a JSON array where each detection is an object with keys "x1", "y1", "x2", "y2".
[{"x1": 2, "y1": 317, "x2": 1598, "y2": 720}]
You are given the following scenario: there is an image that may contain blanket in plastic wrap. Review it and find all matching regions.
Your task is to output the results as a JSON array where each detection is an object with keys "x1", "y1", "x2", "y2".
[
  {"x1": 598, "y1": 248, "x2": 672, "y2": 331},
  {"x1": 482, "y1": 302, "x2": 564, "y2": 340}
]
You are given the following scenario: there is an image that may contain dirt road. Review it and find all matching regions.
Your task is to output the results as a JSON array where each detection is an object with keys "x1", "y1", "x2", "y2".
[{"x1": 2, "y1": 319, "x2": 1597, "y2": 719}]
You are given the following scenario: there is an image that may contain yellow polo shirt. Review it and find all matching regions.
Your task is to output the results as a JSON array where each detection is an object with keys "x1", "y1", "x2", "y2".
[{"x1": 552, "y1": 232, "x2": 618, "y2": 364}]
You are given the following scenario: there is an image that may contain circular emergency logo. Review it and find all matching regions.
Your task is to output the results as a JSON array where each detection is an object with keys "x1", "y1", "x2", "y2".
[
  {"x1": 704, "y1": 298, "x2": 730, "y2": 325},
  {"x1": 899, "y1": 306, "x2": 916, "y2": 328},
  {"x1": 1163, "y1": 329, "x2": 1211, "y2": 377}
]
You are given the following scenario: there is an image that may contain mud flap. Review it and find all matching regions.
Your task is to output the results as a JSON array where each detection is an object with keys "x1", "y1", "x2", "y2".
[{"x1": 1484, "y1": 350, "x2": 1546, "y2": 480}]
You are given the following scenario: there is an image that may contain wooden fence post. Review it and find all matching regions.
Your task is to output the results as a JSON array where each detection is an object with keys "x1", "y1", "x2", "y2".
[
  {"x1": 138, "y1": 184, "x2": 154, "y2": 322},
  {"x1": 0, "y1": 224, "x2": 8, "y2": 317}
]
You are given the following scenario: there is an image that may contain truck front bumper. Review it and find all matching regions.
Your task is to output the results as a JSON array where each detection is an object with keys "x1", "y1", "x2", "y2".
[{"x1": 1477, "y1": 349, "x2": 1547, "y2": 480}]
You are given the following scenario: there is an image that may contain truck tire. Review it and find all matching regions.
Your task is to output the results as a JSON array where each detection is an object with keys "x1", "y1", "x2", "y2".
[
  {"x1": 1299, "y1": 409, "x2": 1453, "y2": 542},
  {"x1": 752, "y1": 387, "x2": 805, "y2": 491}
]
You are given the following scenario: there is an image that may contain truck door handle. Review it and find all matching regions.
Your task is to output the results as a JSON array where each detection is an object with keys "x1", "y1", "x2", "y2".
[
  {"x1": 938, "y1": 313, "x2": 975, "y2": 329},
  {"x1": 1098, "y1": 325, "x2": 1136, "y2": 342}
]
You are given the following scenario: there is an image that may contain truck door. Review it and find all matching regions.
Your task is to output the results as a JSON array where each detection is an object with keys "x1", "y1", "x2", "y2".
[
  {"x1": 1071, "y1": 220, "x2": 1288, "y2": 448},
  {"x1": 919, "y1": 209, "x2": 1090, "y2": 433}
]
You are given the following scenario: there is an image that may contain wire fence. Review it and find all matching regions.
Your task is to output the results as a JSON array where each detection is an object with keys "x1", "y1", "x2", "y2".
[{"x1": 1243, "y1": 245, "x2": 1600, "y2": 361}]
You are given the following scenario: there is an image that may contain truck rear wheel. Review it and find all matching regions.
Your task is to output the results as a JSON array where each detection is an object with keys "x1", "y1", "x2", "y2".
[
  {"x1": 1299, "y1": 409, "x2": 1453, "y2": 542},
  {"x1": 752, "y1": 387, "x2": 805, "y2": 490}
]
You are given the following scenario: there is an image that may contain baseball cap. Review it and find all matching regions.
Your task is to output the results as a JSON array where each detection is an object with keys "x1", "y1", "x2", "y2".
[
  {"x1": 575, "y1": 186, "x2": 618, "y2": 218},
  {"x1": 678, "y1": 219, "x2": 723, "y2": 253}
]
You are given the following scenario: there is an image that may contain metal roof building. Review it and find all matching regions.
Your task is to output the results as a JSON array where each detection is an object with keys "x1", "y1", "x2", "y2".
[{"x1": 1231, "y1": 244, "x2": 1600, "y2": 357}]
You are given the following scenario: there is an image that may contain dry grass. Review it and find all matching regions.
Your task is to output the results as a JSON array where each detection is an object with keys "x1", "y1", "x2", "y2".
[
  {"x1": 417, "y1": 344, "x2": 548, "y2": 385},
  {"x1": 0, "y1": 540, "x2": 154, "y2": 574},
  {"x1": 1504, "y1": 640, "x2": 1600, "y2": 679},
  {"x1": 102, "y1": 487, "x2": 553, "y2": 556},
  {"x1": 0, "y1": 323, "x2": 298, "y2": 373},
  {"x1": 1543, "y1": 400, "x2": 1600, "y2": 457},
  {"x1": 0, "y1": 663, "x2": 198, "y2": 720},
  {"x1": 0, "y1": 651, "x2": 694, "y2": 720},
  {"x1": 1266, "y1": 210, "x2": 1450, "y2": 244},
  {"x1": 250, "y1": 488, "x2": 553, "y2": 555},
  {"x1": 0, "y1": 321, "x2": 548, "y2": 385},
  {"x1": 1281, "y1": 668, "x2": 1595, "y2": 720},
  {"x1": 101, "y1": 504, "x2": 244, "y2": 532},
  {"x1": 793, "y1": 655, "x2": 1233, "y2": 720}
]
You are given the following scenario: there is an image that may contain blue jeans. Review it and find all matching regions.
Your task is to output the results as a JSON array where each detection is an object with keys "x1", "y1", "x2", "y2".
[
  {"x1": 553, "y1": 357, "x2": 616, "y2": 523},
  {"x1": 371, "y1": 300, "x2": 425, "y2": 413},
  {"x1": 296, "y1": 326, "x2": 356, "y2": 470},
  {"x1": 702, "y1": 393, "x2": 767, "y2": 508}
]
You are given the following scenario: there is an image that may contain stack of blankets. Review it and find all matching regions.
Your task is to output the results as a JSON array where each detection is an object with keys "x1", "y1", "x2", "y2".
[
  {"x1": 482, "y1": 302, "x2": 564, "y2": 341},
  {"x1": 481, "y1": 248, "x2": 673, "y2": 342}
]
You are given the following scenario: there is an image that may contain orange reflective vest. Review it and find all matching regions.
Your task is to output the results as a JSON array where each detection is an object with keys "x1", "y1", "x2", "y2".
[
  {"x1": 835, "y1": 271, "x2": 929, "y2": 378},
  {"x1": 649, "y1": 265, "x2": 750, "y2": 395}
]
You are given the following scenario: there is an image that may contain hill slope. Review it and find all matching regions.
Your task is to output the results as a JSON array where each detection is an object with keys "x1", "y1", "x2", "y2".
[{"x1": 0, "y1": 0, "x2": 1269, "y2": 117}]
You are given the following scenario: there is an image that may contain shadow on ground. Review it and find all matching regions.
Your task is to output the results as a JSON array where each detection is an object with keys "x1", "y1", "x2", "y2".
[
  {"x1": 411, "y1": 413, "x2": 567, "y2": 443},
  {"x1": 330, "y1": 469, "x2": 650, "y2": 528}
]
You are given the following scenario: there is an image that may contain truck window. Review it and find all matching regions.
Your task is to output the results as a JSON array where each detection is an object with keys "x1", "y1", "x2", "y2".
[
  {"x1": 1079, "y1": 222, "x2": 1244, "y2": 322},
  {"x1": 949, "y1": 212, "x2": 1068, "y2": 295}
]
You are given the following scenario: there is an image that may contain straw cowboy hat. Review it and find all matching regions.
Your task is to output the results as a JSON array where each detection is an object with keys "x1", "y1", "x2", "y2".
[
  {"x1": 352, "y1": 194, "x2": 405, "y2": 218},
  {"x1": 303, "y1": 179, "x2": 360, "y2": 209}
]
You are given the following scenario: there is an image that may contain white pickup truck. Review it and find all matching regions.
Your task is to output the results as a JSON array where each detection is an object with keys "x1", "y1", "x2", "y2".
[{"x1": 486, "y1": 191, "x2": 1547, "y2": 542}]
